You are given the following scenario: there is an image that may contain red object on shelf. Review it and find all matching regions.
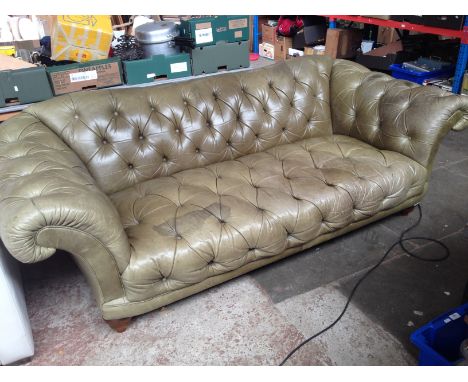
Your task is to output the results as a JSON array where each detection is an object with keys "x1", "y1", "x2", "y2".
[{"x1": 325, "y1": 16, "x2": 468, "y2": 44}]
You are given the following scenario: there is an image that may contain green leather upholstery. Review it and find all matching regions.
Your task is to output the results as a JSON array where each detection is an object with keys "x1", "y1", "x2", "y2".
[{"x1": 0, "y1": 56, "x2": 466, "y2": 320}]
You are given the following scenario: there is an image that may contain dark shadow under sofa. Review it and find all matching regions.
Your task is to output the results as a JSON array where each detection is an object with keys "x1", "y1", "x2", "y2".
[{"x1": 0, "y1": 56, "x2": 467, "y2": 331}]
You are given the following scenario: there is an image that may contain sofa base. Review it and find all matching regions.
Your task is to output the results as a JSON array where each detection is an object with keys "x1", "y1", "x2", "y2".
[{"x1": 101, "y1": 190, "x2": 426, "y2": 321}]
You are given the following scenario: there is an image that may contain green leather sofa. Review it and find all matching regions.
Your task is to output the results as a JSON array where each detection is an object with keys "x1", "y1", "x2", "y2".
[{"x1": 0, "y1": 56, "x2": 467, "y2": 331}]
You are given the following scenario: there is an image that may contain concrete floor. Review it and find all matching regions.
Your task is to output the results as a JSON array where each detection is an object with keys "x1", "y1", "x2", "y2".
[{"x1": 13, "y1": 57, "x2": 468, "y2": 365}]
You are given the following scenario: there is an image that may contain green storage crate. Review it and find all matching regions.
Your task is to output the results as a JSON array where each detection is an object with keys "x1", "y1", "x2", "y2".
[
  {"x1": 123, "y1": 53, "x2": 191, "y2": 85},
  {"x1": 190, "y1": 41, "x2": 250, "y2": 76},
  {"x1": 0, "y1": 67, "x2": 53, "y2": 108},
  {"x1": 178, "y1": 16, "x2": 249, "y2": 48},
  {"x1": 46, "y1": 57, "x2": 123, "y2": 95}
]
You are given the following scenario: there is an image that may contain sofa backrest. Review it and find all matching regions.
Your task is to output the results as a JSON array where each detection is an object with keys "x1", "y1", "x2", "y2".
[{"x1": 25, "y1": 56, "x2": 333, "y2": 194}]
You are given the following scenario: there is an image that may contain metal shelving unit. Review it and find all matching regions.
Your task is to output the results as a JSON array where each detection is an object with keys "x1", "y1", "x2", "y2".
[{"x1": 327, "y1": 15, "x2": 468, "y2": 94}]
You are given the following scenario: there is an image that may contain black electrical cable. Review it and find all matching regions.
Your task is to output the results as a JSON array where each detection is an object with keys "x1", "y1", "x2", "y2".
[{"x1": 279, "y1": 204, "x2": 450, "y2": 366}]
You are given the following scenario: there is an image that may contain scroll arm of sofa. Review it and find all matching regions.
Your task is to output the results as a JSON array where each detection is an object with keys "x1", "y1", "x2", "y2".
[
  {"x1": 0, "y1": 113, "x2": 131, "y2": 274},
  {"x1": 375, "y1": 87, "x2": 468, "y2": 169},
  {"x1": 443, "y1": 95, "x2": 468, "y2": 132}
]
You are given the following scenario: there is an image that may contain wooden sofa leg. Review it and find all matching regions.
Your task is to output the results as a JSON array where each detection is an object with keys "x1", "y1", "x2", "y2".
[
  {"x1": 105, "y1": 317, "x2": 132, "y2": 333},
  {"x1": 400, "y1": 206, "x2": 415, "y2": 216}
]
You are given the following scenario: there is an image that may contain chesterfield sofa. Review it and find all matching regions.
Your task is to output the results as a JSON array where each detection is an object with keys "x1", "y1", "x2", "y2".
[{"x1": 1, "y1": 56, "x2": 467, "y2": 332}]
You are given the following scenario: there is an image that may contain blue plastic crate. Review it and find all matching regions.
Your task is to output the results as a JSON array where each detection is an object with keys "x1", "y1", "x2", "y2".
[
  {"x1": 389, "y1": 63, "x2": 454, "y2": 84},
  {"x1": 410, "y1": 302, "x2": 468, "y2": 366}
]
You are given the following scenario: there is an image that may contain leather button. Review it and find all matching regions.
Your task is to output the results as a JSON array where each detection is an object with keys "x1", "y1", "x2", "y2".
[
  {"x1": 268, "y1": 81, "x2": 273, "y2": 88},
  {"x1": 162, "y1": 156, "x2": 168, "y2": 162},
  {"x1": 176, "y1": 234, "x2": 182, "y2": 240},
  {"x1": 74, "y1": 114, "x2": 79, "y2": 119},
  {"x1": 255, "y1": 134, "x2": 259, "y2": 138},
  {"x1": 195, "y1": 148, "x2": 200, "y2": 153},
  {"x1": 183, "y1": 101, "x2": 188, "y2": 106},
  {"x1": 227, "y1": 140, "x2": 232, "y2": 146},
  {"x1": 102, "y1": 139, "x2": 108, "y2": 144},
  {"x1": 219, "y1": 219, "x2": 225, "y2": 224},
  {"x1": 282, "y1": 127, "x2": 287, "y2": 132},
  {"x1": 206, "y1": 121, "x2": 212, "y2": 127},
  {"x1": 139, "y1": 135, "x2": 145, "y2": 140},
  {"x1": 128, "y1": 163, "x2": 134, "y2": 169},
  {"x1": 175, "y1": 128, "x2": 180, "y2": 133},
  {"x1": 114, "y1": 111, "x2": 118, "y2": 116},
  {"x1": 290, "y1": 101, "x2": 294, "y2": 107}
]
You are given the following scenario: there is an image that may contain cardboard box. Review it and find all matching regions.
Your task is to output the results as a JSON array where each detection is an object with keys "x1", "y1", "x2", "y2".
[
  {"x1": 261, "y1": 24, "x2": 276, "y2": 44},
  {"x1": 51, "y1": 15, "x2": 113, "y2": 62},
  {"x1": 325, "y1": 28, "x2": 362, "y2": 59},
  {"x1": 377, "y1": 26, "x2": 398, "y2": 45},
  {"x1": 274, "y1": 35, "x2": 293, "y2": 61},
  {"x1": 259, "y1": 42, "x2": 274, "y2": 60},
  {"x1": 304, "y1": 46, "x2": 326, "y2": 56},
  {"x1": 123, "y1": 54, "x2": 191, "y2": 85},
  {"x1": 47, "y1": 57, "x2": 123, "y2": 95}
]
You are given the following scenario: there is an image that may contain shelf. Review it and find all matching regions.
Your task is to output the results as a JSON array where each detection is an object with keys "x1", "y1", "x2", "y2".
[
  {"x1": 326, "y1": 16, "x2": 468, "y2": 43},
  {"x1": 326, "y1": 15, "x2": 468, "y2": 94}
]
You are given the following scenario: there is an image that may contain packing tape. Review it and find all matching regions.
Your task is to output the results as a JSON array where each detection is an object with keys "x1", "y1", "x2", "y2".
[{"x1": 93, "y1": 28, "x2": 103, "y2": 50}]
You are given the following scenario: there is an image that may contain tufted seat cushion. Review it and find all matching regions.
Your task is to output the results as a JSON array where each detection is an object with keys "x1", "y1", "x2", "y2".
[{"x1": 111, "y1": 134, "x2": 427, "y2": 301}]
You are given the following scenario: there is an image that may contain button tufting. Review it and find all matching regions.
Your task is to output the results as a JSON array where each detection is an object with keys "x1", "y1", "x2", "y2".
[
  {"x1": 183, "y1": 101, "x2": 188, "y2": 106},
  {"x1": 176, "y1": 234, "x2": 182, "y2": 240},
  {"x1": 282, "y1": 127, "x2": 287, "y2": 132},
  {"x1": 162, "y1": 156, "x2": 168, "y2": 162},
  {"x1": 128, "y1": 163, "x2": 134, "y2": 169},
  {"x1": 102, "y1": 139, "x2": 108, "y2": 144},
  {"x1": 139, "y1": 134, "x2": 145, "y2": 140},
  {"x1": 290, "y1": 101, "x2": 294, "y2": 107},
  {"x1": 248, "y1": 247, "x2": 255, "y2": 251},
  {"x1": 114, "y1": 111, "x2": 118, "y2": 116},
  {"x1": 255, "y1": 134, "x2": 259, "y2": 138},
  {"x1": 74, "y1": 114, "x2": 79, "y2": 119},
  {"x1": 175, "y1": 128, "x2": 180, "y2": 133},
  {"x1": 195, "y1": 148, "x2": 200, "y2": 153},
  {"x1": 227, "y1": 140, "x2": 232, "y2": 146},
  {"x1": 219, "y1": 219, "x2": 225, "y2": 224}
]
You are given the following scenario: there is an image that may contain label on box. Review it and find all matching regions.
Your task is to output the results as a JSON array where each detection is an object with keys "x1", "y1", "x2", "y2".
[
  {"x1": 146, "y1": 73, "x2": 156, "y2": 79},
  {"x1": 170, "y1": 62, "x2": 188, "y2": 73},
  {"x1": 195, "y1": 22, "x2": 212, "y2": 30},
  {"x1": 49, "y1": 61, "x2": 122, "y2": 95},
  {"x1": 449, "y1": 313, "x2": 461, "y2": 320},
  {"x1": 229, "y1": 18, "x2": 248, "y2": 29},
  {"x1": 234, "y1": 31, "x2": 243, "y2": 38},
  {"x1": 70, "y1": 70, "x2": 98, "y2": 83},
  {"x1": 195, "y1": 28, "x2": 213, "y2": 44}
]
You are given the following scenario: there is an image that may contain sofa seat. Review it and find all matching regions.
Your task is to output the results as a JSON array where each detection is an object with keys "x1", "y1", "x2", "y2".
[{"x1": 111, "y1": 134, "x2": 427, "y2": 301}]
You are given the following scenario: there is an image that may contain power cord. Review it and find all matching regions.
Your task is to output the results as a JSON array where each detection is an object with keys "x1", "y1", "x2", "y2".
[{"x1": 279, "y1": 204, "x2": 450, "y2": 366}]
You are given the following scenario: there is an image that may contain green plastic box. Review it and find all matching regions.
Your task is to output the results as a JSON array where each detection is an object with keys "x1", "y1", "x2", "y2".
[
  {"x1": 0, "y1": 67, "x2": 53, "y2": 108},
  {"x1": 123, "y1": 53, "x2": 192, "y2": 85},
  {"x1": 179, "y1": 16, "x2": 249, "y2": 48},
  {"x1": 189, "y1": 41, "x2": 250, "y2": 76}
]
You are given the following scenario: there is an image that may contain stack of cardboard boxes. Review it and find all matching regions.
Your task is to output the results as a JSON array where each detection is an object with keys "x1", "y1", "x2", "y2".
[{"x1": 259, "y1": 23, "x2": 292, "y2": 61}]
